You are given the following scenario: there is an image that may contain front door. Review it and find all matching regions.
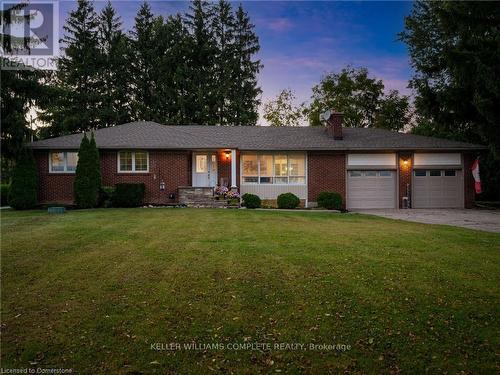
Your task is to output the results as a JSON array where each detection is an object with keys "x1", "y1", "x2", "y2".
[{"x1": 192, "y1": 152, "x2": 218, "y2": 187}]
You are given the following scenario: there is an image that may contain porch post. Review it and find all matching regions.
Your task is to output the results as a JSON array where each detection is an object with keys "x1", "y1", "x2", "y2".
[{"x1": 231, "y1": 149, "x2": 237, "y2": 188}]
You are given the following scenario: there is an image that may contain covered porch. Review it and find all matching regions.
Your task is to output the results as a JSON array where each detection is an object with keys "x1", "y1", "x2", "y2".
[{"x1": 178, "y1": 149, "x2": 239, "y2": 207}]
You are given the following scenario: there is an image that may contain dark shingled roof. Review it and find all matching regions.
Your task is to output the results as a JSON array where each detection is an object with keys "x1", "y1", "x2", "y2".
[{"x1": 29, "y1": 121, "x2": 486, "y2": 151}]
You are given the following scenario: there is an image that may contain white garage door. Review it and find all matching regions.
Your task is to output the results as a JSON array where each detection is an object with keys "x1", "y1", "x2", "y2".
[
  {"x1": 413, "y1": 169, "x2": 463, "y2": 208},
  {"x1": 347, "y1": 170, "x2": 396, "y2": 209}
]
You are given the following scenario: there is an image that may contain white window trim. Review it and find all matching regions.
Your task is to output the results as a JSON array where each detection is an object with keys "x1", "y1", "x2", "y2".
[
  {"x1": 48, "y1": 151, "x2": 78, "y2": 174},
  {"x1": 117, "y1": 151, "x2": 149, "y2": 173},
  {"x1": 240, "y1": 152, "x2": 307, "y2": 186}
]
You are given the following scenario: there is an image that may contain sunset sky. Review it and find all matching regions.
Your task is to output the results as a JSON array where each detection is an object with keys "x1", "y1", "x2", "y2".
[{"x1": 59, "y1": 1, "x2": 414, "y2": 124}]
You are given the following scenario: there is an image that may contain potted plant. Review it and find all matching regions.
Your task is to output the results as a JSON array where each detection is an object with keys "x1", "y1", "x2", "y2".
[
  {"x1": 214, "y1": 186, "x2": 228, "y2": 200},
  {"x1": 226, "y1": 190, "x2": 240, "y2": 206}
]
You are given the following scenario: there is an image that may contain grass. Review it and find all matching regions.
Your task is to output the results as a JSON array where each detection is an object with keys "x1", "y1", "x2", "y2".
[{"x1": 1, "y1": 208, "x2": 499, "y2": 374}]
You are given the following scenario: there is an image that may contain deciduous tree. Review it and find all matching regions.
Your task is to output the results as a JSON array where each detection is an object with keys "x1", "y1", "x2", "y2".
[{"x1": 263, "y1": 89, "x2": 304, "y2": 126}]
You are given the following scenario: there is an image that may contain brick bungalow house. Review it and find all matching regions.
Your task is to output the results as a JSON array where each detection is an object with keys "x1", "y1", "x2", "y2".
[{"x1": 29, "y1": 113, "x2": 485, "y2": 209}]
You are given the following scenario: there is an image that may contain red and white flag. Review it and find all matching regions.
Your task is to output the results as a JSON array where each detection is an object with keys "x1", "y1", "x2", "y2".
[{"x1": 471, "y1": 158, "x2": 482, "y2": 194}]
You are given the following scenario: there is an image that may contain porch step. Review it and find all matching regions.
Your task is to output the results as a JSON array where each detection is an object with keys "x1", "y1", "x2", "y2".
[{"x1": 178, "y1": 186, "x2": 236, "y2": 208}]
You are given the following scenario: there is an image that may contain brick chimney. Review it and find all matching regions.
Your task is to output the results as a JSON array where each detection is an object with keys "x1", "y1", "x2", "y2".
[{"x1": 326, "y1": 111, "x2": 343, "y2": 140}]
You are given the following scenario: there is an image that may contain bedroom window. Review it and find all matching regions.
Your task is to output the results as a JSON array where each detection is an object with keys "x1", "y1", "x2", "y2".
[
  {"x1": 241, "y1": 153, "x2": 306, "y2": 185},
  {"x1": 49, "y1": 151, "x2": 78, "y2": 173},
  {"x1": 118, "y1": 151, "x2": 149, "y2": 172}
]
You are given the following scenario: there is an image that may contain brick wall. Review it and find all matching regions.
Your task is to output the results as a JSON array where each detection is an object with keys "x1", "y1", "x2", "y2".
[
  {"x1": 101, "y1": 150, "x2": 190, "y2": 204},
  {"x1": 398, "y1": 152, "x2": 413, "y2": 208},
  {"x1": 217, "y1": 150, "x2": 240, "y2": 188},
  {"x1": 217, "y1": 150, "x2": 231, "y2": 187},
  {"x1": 35, "y1": 151, "x2": 75, "y2": 204},
  {"x1": 307, "y1": 152, "x2": 346, "y2": 207},
  {"x1": 463, "y1": 152, "x2": 476, "y2": 208},
  {"x1": 35, "y1": 150, "x2": 191, "y2": 204}
]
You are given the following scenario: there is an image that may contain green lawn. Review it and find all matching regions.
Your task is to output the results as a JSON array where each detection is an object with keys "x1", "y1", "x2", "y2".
[{"x1": 1, "y1": 208, "x2": 499, "y2": 374}]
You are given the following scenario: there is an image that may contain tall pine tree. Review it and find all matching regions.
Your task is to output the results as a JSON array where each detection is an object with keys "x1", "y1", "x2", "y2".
[
  {"x1": 129, "y1": 2, "x2": 158, "y2": 121},
  {"x1": 185, "y1": 0, "x2": 217, "y2": 125},
  {"x1": 1, "y1": 2, "x2": 50, "y2": 179},
  {"x1": 230, "y1": 5, "x2": 261, "y2": 125},
  {"x1": 97, "y1": 1, "x2": 132, "y2": 127},
  {"x1": 46, "y1": 0, "x2": 101, "y2": 135},
  {"x1": 154, "y1": 15, "x2": 193, "y2": 124},
  {"x1": 212, "y1": 0, "x2": 235, "y2": 125}
]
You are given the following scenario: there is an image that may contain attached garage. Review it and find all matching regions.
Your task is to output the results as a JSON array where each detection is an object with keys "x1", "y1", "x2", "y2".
[
  {"x1": 412, "y1": 169, "x2": 463, "y2": 208},
  {"x1": 412, "y1": 153, "x2": 464, "y2": 208},
  {"x1": 346, "y1": 153, "x2": 397, "y2": 209},
  {"x1": 347, "y1": 170, "x2": 397, "y2": 209}
]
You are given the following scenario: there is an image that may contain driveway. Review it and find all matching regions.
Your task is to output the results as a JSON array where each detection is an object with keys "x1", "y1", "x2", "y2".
[{"x1": 354, "y1": 209, "x2": 500, "y2": 233}]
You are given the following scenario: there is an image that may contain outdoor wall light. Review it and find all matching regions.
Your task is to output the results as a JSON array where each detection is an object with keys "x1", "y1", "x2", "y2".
[
  {"x1": 224, "y1": 150, "x2": 231, "y2": 160},
  {"x1": 159, "y1": 180, "x2": 166, "y2": 191},
  {"x1": 401, "y1": 156, "x2": 411, "y2": 166}
]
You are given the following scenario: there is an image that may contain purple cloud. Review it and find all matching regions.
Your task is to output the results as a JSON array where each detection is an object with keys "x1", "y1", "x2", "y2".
[{"x1": 264, "y1": 17, "x2": 294, "y2": 32}]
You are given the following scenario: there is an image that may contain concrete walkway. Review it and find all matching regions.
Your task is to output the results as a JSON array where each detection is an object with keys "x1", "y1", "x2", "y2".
[{"x1": 353, "y1": 209, "x2": 500, "y2": 233}]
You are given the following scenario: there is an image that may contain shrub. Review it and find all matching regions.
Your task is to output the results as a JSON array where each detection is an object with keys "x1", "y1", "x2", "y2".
[
  {"x1": 242, "y1": 193, "x2": 261, "y2": 209},
  {"x1": 277, "y1": 192, "x2": 300, "y2": 209},
  {"x1": 317, "y1": 192, "x2": 343, "y2": 210},
  {"x1": 113, "y1": 183, "x2": 145, "y2": 207},
  {"x1": 1, "y1": 184, "x2": 10, "y2": 206},
  {"x1": 99, "y1": 186, "x2": 115, "y2": 208},
  {"x1": 74, "y1": 133, "x2": 101, "y2": 208},
  {"x1": 8, "y1": 148, "x2": 37, "y2": 210}
]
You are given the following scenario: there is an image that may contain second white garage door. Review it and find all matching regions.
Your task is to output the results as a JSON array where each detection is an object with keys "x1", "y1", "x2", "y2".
[
  {"x1": 413, "y1": 169, "x2": 463, "y2": 208},
  {"x1": 347, "y1": 170, "x2": 396, "y2": 209}
]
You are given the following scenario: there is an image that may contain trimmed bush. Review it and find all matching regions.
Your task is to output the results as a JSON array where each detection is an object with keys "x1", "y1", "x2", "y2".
[
  {"x1": 74, "y1": 133, "x2": 101, "y2": 208},
  {"x1": 113, "y1": 183, "x2": 145, "y2": 207},
  {"x1": 1, "y1": 184, "x2": 10, "y2": 206},
  {"x1": 317, "y1": 192, "x2": 343, "y2": 210},
  {"x1": 277, "y1": 192, "x2": 300, "y2": 209},
  {"x1": 8, "y1": 148, "x2": 38, "y2": 210},
  {"x1": 242, "y1": 193, "x2": 261, "y2": 209}
]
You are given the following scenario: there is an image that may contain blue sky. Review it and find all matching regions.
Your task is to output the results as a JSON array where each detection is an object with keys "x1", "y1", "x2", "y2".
[{"x1": 59, "y1": 1, "x2": 414, "y2": 124}]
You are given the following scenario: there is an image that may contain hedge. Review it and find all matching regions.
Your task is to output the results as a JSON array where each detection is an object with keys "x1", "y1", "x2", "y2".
[
  {"x1": 113, "y1": 183, "x2": 146, "y2": 207},
  {"x1": 317, "y1": 192, "x2": 343, "y2": 210}
]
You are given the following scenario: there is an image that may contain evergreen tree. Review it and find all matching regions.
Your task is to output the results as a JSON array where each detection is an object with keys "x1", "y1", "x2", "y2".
[
  {"x1": 185, "y1": 0, "x2": 217, "y2": 124},
  {"x1": 1, "y1": 62, "x2": 45, "y2": 160},
  {"x1": 1, "y1": 2, "x2": 50, "y2": 177},
  {"x1": 129, "y1": 2, "x2": 158, "y2": 121},
  {"x1": 89, "y1": 133, "x2": 101, "y2": 196},
  {"x1": 98, "y1": 1, "x2": 132, "y2": 127},
  {"x1": 154, "y1": 15, "x2": 193, "y2": 124},
  {"x1": 45, "y1": 0, "x2": 101, "y2": 135},
  {"x1": 74, "y1": 133, "x2": 100, "y2": 208},
  {"x1": 8, "y1": 147, "x2": 37, "y2": 210},
  {"x1": 230, "y1": 5, "x2": 261, "y2": 125},
  {"x1": 212, "y1": 0, "x2": 235, "y2": 125}
]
